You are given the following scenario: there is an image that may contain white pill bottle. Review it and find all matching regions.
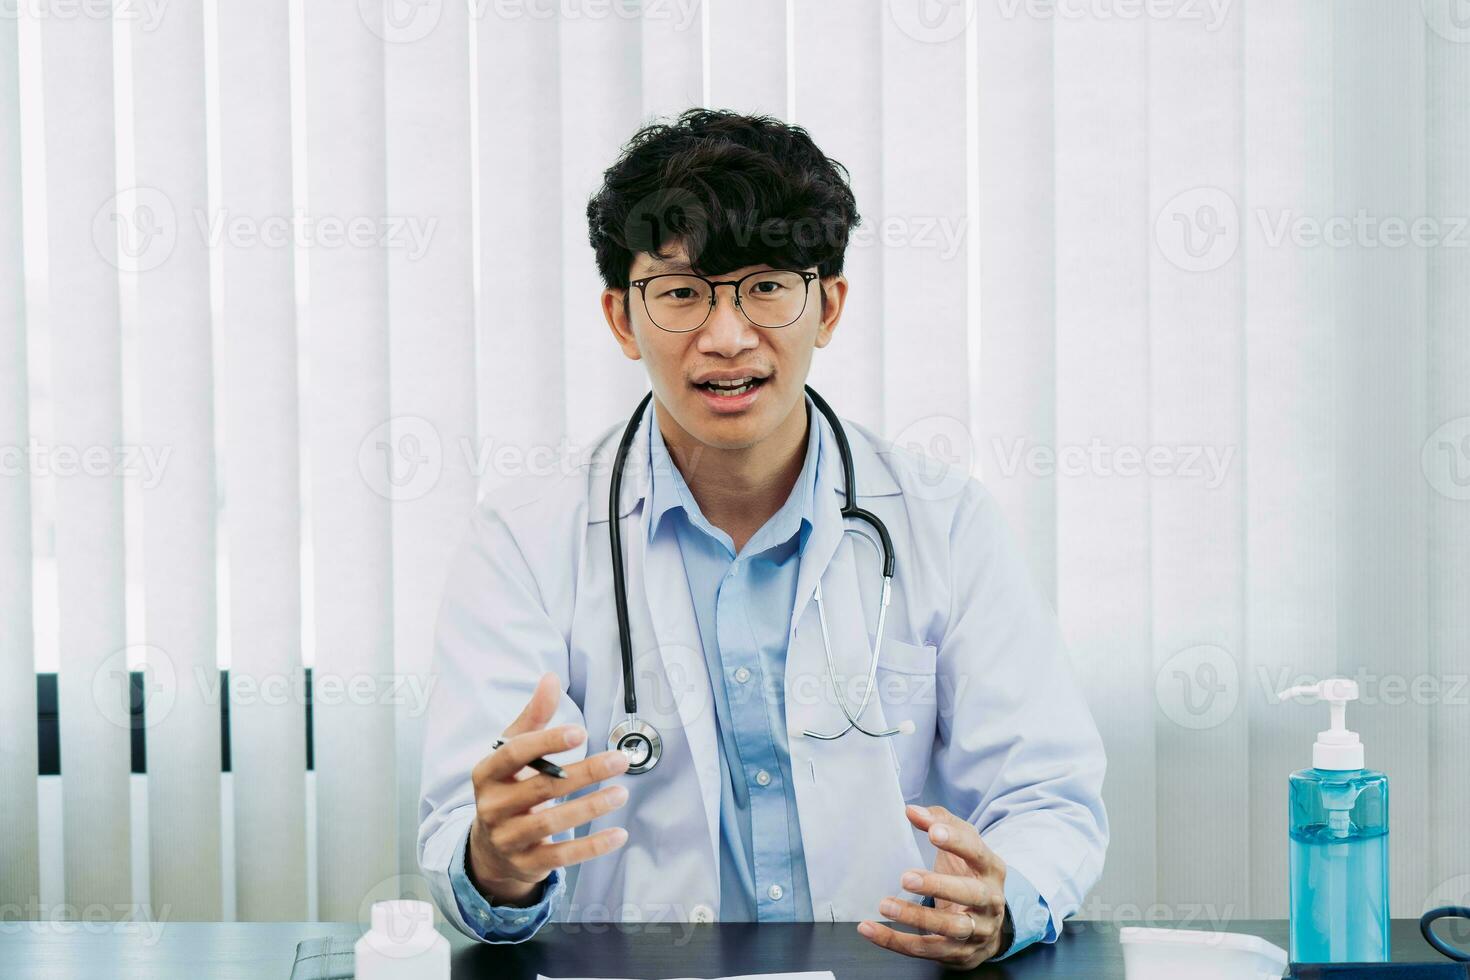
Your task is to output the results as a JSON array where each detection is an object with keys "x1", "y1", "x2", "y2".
[{"x1": 355, "y1": 899, "x2": 451, "y2": 980}]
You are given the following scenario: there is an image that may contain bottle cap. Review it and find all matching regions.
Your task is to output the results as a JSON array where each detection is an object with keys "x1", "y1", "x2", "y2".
[
  {"x1": 370, "y1": 900, "x2": 436, "y2": 944},
  {"x1": 357, "y1": 899, "x2": 448, "y2": 975}
]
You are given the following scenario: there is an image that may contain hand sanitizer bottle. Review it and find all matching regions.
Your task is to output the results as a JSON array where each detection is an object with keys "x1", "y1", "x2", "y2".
[{"x1": 1278, "y1": 679, "x2": 1389, "y2": 963}]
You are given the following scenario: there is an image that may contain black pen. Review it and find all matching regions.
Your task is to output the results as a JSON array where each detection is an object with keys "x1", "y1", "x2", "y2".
[{"x1": 492, "y1": 737, "x2": 569, "y2": 779}]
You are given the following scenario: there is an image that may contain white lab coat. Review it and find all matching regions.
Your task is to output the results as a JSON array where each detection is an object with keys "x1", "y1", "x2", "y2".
[{"x1": 418, "y1": 405, "x2": 1108, "y2": 939}]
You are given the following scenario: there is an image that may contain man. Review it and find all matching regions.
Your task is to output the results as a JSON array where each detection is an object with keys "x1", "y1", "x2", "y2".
[{"x1": 418, "y1": 108, "x2": 1107, "y2": 968}]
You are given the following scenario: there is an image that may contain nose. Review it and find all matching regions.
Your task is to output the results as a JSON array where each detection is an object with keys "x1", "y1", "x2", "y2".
[{"x1": 695, "y1": 284, "x2": 759, "y2": 357}]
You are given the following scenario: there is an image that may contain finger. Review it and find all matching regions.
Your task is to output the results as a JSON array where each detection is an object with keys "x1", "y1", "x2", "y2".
[
  {"x1": 877, "y1": 895, "x2": 976, "y2": 942},
  {"x1": 856, "y1": 920, "x2": 968, "y2": 964},
  {"x1": 494, "y1": 784, "x2": 630, "y2": 852},
  {"x1": 474, "y1": 724, "x2": 587, "y2": 785},
  {"x1": 501, "y1": 673, "x2": 562, "y2": 738},
  {"x1": 904, "y1": 802, "x2": 937, "y2": 831},
  {"x1": 515, "y1": 826, "x2": 629, "y2": 876},
  {"x1": 899, "y1": 869, "x2": 1001, "y2": 916},
  {"x1": 906, "y1": 804, "x2": 1003, "y2": 878},
  {"x1": 480, "y1": 749, "x2": 631, "y2": 826}
]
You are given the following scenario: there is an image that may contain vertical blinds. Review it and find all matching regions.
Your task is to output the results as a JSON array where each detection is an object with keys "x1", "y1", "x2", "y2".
[{"x1": 2, "y1": 0, "x2": 1466, "y2": 924}]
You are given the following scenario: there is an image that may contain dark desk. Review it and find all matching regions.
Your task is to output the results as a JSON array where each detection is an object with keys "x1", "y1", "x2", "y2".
[{"x1": 0, "y1": 919, "x2": 1451, "y2": 979}]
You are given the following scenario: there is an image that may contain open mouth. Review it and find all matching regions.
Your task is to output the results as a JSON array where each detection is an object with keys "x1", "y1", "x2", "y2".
[{"x1": 694, "y1": 376, "x2": 768, "y2": 398}]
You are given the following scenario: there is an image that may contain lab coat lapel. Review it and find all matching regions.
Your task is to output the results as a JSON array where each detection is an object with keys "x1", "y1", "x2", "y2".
[
  {"x1": 784, "y1": 432, "x2": 923, "y2": 922},
  {"x1": 624, "y1": 435, "x2": 723, "y2": 901}
]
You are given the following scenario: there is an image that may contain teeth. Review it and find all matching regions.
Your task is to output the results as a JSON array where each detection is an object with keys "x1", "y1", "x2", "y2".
[{"x1": 699, "y1": 376, "x2": 761, "y2": 398}]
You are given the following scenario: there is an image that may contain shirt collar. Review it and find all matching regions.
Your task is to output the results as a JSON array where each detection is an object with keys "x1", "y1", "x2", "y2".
[{"x1": 646, "y1": 395, "x2": 823, "y2": 556}]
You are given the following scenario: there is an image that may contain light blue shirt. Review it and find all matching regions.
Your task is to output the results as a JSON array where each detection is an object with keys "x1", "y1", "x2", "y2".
[{"x1": 448, "y1": 397, "x2": 1050, "y2": 958}]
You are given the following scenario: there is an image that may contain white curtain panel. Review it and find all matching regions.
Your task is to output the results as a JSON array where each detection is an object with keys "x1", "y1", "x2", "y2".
[{"x1": 2, "y1": 0, "x2": 1466, "y2": 926}]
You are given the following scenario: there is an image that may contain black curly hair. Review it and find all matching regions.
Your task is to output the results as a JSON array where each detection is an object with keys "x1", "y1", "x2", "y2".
[{"x1": 586, "y1": 108, "x2": 862, "y2": 292}]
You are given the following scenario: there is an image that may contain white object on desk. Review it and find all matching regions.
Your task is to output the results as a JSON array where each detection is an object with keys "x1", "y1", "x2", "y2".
[
  {"x1": 1120, "y1": 927, "x2": 1288, "y2": 980},
  {"x1": 356, "y1": 900, "x2": 450, "y2": 980},
  {"x1": 539, "y1": 973, "x2": 836, "y2": 980}
]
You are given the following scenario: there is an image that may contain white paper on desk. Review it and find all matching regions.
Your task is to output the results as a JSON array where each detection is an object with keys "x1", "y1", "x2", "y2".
[{"x1": 539, "y1": 972, "x2": 835, "y2": 980}]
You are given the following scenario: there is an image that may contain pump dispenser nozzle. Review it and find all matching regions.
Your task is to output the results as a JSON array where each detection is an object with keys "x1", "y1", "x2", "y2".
[{"x1": 1277, "y1": 678, "x2": 1364, "y2": 771}]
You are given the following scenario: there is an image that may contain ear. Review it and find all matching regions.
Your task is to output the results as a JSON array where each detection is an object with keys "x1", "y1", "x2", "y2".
[
  {"x1": 813, "y1": 274, "x2": 848, "y2": 350},
  {"x1": 603, "y1": 287, "x2": 643, "y2": 362}
]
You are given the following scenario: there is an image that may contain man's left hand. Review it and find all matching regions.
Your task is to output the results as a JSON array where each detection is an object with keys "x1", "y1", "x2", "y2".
[{"x1": 856, "y1": 804, "x2": 1009, "y2": 969}]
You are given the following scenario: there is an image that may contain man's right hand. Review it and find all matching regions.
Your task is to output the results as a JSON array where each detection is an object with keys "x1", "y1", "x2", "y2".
[{"x1": 467, "y1": 672, "x2": 632, "y2": 906}]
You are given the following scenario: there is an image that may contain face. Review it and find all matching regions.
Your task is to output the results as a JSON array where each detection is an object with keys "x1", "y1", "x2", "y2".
[{"x1": 603, "y1": 248, "x2": 848, "y2": 452}]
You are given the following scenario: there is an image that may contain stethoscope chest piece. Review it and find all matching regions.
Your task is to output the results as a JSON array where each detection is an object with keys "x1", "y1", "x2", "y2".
[{"x1": 609, "y1": 716, "x2": 662, "y2": 774}]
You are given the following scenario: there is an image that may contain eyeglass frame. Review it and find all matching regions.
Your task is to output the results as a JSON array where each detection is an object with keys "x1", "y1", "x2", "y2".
[{"x1": 626, "y1": 268, "x2": 822, "y2": 333}]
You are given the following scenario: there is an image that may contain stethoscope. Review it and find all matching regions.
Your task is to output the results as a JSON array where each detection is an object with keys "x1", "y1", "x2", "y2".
[
  {"x1": 1422, "y1": 906, "x2": 1470, "y2": 962},
  {"x1": 606, "y1": 384, "x2": 908, "y2": 775}
]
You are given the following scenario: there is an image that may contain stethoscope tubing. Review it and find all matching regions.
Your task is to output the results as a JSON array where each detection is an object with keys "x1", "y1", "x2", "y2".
[
  {"x1": 607, "y1": 385, "x2": 901, "y2": 766},
  {"x1": 805, "y1": 386, "x2": 896, "y2": 578},
  {"x1": 1421, "y1": 906, "x2": 1470, "y2": 962},
  {"x1": 608, "y1": 390, "x2": 653, "y2": 717},
  {"x1": 802, "y1": 573, "x2": 903, "y2": 740}
]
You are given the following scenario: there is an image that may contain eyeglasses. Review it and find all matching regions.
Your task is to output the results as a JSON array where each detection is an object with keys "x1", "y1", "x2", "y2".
[{"x1": 628, "y1": 269, "x2": 820, "y2": 333}]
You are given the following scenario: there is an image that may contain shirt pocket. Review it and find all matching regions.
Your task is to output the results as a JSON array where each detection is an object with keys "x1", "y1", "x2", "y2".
[{"x1": 871, "y1": 636, "x2": 939, "y2": 801}]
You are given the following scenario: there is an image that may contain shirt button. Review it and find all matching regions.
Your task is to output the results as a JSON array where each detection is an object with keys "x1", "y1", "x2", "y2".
[
  {"x1": 755, "y1": 769, "x2": 771, "y2": 786},
  {"x1": 691, "y1": 903, "x2": 715, "y2": 923},
  {"x1": 767, "y1": 884, "x2": 784, "y2": 901},
  {"x1": 733, "y1": 667, "x2": 751, "y2": 684},
  {"x1": 513, "y1": 916, "x2": 529, "y2": 925}
]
